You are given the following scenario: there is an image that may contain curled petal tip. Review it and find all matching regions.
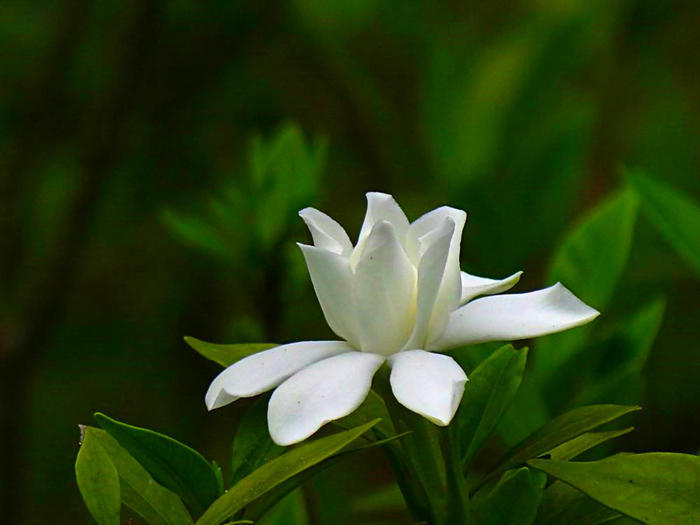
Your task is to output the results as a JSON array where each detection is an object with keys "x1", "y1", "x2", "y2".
[
  {"x1": 204, "y1": 387, "x2": 235, "y2": 411},
  {"x1": 553, "y1": 282, "x2": 600, "y2": 320}
]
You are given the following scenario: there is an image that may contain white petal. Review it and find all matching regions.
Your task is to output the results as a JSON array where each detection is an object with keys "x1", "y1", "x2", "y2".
[
  {"x1": 389, "y1": 350, "x2": 467, "y2": 426},
  {"x1": 298, "y1": 244, "x2": 361, "y2": 348},
  {"x1": 205, "y1": 341, "x2": 352, "y2": 410},
  {"x1": 354, "y1": 221, "x2": 417, "y2": 355},
  {"x1": 431, "y1": 283, "x2": 600, "y2": 350},
  {"x1": 402, "y1": 218, "x2": 455, "y2": 350},
  {"x1": 268, "y1": 351, "x2": 385, "y2": 445},
  {"x1": 352, "y1": 192, "x2": 410, "y2": 268},
  {"x1": 460, "y1": 270, "x2": 523, "y2": 304},
  {"x1": 299, "y1": 207, "x2": 353, "y2": 256},
  {"x1": 407, "y1": 207, "x2": 467, "y2": 345}
]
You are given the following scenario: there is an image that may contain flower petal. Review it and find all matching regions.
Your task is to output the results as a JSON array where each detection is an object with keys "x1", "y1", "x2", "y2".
[
  {"x1": 299, "y1": 207, "x2": 353, "y2": 256},
  {"x1": 460, "y1": 270, "x2": 523, "y2": 304},
  {"x1": 351, "y1": 192, "x2": 410, "y2": 268},
  {"x1": 402, "y1": 218, "x2": 455, "y2": 350},
  {"x1": 407, "y1": 207, "x2": 467, "y2": 345},
  {"x1": 298, "y1": 244, "x2": 361, "y2": 348},
  {"x1": 354, "y1": 221, "x2": 417, "y2": 355},
  {"x1": 357, "y1": 192, "x2": 410, "y2": 244},
  {"x1": 431, "y1": 283, "x2": 600, "y2": 350},
  {"x1": 389, "y1": 350, "x2": 467, "y2": 426},
  {"x1": 267, "y1": 351, "x2": 385, "y2": 445},
  {"x1": 205, "y1": 341, "x2": 353, "y2": 410}
]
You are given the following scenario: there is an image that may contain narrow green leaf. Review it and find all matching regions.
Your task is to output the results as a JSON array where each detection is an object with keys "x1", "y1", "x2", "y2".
[
  {"x1": 627, "y1": 170, "x2": 700, "y2": 274},
  {"x1": 546, "y1": 427, "x2": 634, "y2": 462},
  {"x1": 445, "y1": 422, "x2": 473, "y2": 523},
  {"x1": 483, "y1": 405, "x2": 640, "y2": 486},
  {"x1": 95, "y1": 413, "x2": 220, "y2": 517},
  {"x1": 231, "y1": 395, "x2": 285, "y2": 485},
  {"x1": 76, "y1": 427, "x2": 121, "y2": 525},
  {"x1": 212, "y1": 461, "x2": 224, "y2": 494},
  {"x1": 243, "y1": 429, "x2": 411, "y2": 522},
  {"x1": 528, "y1": 453, "x2": 700, "y2": 525},
  {"x1": 87, "y1": 427, "x2": 193, "y2": 525},
  {"x1": 536, "y1": 189, "x2": 639, "y2": 379},
  {"x1": 474, "y1": 467, "x2": 546, "y2": 525},
  {"x1": 457, "y1": 344, "x2": 528, "y2": 468},
  {"x1": 184, "y1": 336, "x2": 276, "y2": 368},
  {"x1": 536, "y1": 481, "x2": 620, "y2": 525},
  {"x1": 196, "y1": 420, "x2": 380, "y2": 525}
]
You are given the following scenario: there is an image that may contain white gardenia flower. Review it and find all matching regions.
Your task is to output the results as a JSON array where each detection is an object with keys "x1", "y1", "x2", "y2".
[{"x1": 206, "y1": 193, "x2": 599, "y2": 446}]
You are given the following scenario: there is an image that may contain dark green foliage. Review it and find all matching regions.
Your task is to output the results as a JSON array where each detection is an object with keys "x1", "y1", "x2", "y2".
[{"x1": 3, "y1": 1, "x2": 700, "y2": 522}]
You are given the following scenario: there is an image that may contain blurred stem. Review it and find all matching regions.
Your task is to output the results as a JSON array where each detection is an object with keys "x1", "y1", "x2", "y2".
[
  {"x1": 444, "y1": 422, "x2": 473, "y2": 524},
  {"x1": 374, "y1": 365, "x2": 449, "y2": 525}
]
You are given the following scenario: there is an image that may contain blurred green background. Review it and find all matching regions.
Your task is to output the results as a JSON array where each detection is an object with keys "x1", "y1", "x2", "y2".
[{"x1": 1, "y1": 0, "x2": 699, "y2": 523}]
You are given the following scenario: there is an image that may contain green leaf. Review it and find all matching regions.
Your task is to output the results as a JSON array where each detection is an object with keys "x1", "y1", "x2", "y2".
[
  {"x1": 75, "y1": 427, "x2": 121, "y2": 525},
  {"x1": 627, "y1": 170, "x2": 700, "y2": 274},
  {"x1": 249, "y1": 124, "x2": 325, "y2": 248},
  {"x1": 482, "y1": 405, "x2": 640, "y2": 486},
  {"x1": 184, "y1": 336, "x2": 276, "y2": 368},
  {"x1": 94, "y1": 413, "x2": 220, "y2": 517},
  {"x1": 536, "y1": 189, "x2": 639, "y2": 379},
  {"x1": 231, "y1": 395, "x2": 285, "y2": 485},
  {"x1": 161, "y1": 209, "x2": 232, "y2": 261},
  {"x1": 536, "y1": 481, "x2": 620, "y2": 525},
  {"x1": 196, "y1": 420, "x2": 380, "y2": 525},
  {"x1": 457, "y1": 344, "x2": 528, "y2": 468},
  {"x1": 474, "y1": 467, "x2": 546, "y2": 525},
  {"x1": 528, "y1": 453, "x2": 700, "y2": 525},
  {"x1": 496, "y1": 379, "x2": 551, "y2": 447},
  {"x1": 87, "y1": 427, "x2": 193, "y2": 525},
  {"x1": 572, "y1": 298, "x2": 665, "y2": 407},
  {"x1": 546, "y1": 427, "x2": 634, "y2": 462}
]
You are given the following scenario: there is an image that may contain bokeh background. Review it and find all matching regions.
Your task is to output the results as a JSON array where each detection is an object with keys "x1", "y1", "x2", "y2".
[{"x1": 1, "y1": 0, "x2": 699, "y2": 523}]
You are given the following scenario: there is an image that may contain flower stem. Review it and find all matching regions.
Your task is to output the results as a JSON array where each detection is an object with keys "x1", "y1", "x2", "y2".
[
  {"x1": 374, "y1": 365, "x2": 450, "y2": 524},
  {"x1": 444, "y1": 420, "x2": 473, "y2": 524}
]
